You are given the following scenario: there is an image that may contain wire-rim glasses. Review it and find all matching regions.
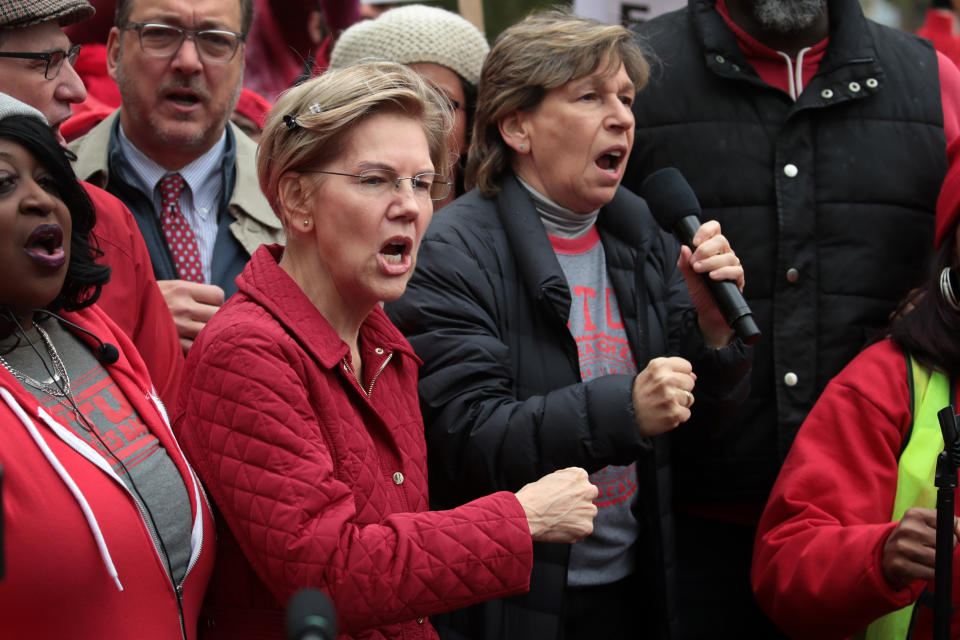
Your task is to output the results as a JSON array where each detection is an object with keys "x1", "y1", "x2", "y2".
[
  {"x1": 0, "y1": 43, "x2": 82, "y2": 80},
  {"x1": 124, "y1": 22, "x2": 245, "y2": 63},
  {"x1": 312, "y1": 169, "x2": 452, "y2": 202}
]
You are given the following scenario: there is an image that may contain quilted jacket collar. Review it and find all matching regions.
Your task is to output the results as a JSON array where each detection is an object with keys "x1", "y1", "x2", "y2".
[{"x1": 235, "y1": 244, "x2": 419, "y2": 370}]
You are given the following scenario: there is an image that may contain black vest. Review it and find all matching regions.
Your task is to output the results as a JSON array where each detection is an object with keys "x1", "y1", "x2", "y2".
[{"x1": 624, "y1": 0, "x2": 946, "y2": 503}]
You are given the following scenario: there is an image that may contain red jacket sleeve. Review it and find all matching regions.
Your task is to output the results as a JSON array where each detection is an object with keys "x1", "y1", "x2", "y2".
[
  {"x1": 176, "y1": 328, "x2": 533, "y2": 635},
  {"x1": 751, "y1": 341, "x2": 958, "y2": 638},
  {"x1": 84, "y1": 183, "x2": 184, "y2": 409},
  {"x1": 939, "y1": 49, "x2": 960, "y2": 145}
]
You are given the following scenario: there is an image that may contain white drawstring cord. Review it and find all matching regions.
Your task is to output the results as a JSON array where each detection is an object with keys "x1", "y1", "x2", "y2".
[
  {"x1": 775, "y1": 46, "x2": 814, "y2": 101},
  {"x1": 1, "y1": 387, "x2": 124, "y2": 591}
]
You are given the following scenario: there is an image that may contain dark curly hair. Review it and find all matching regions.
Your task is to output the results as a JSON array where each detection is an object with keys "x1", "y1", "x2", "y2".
[
  {"x1": 0, "y1": 116, "x2": 110, "y2": 312},
  {"x1": 890, "y1": 230, "x2": 960, "y2": 373}
]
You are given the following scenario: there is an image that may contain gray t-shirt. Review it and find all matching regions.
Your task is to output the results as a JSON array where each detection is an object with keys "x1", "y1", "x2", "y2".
[
  {"x1": 550, "y1": 229, "x2": 641, "y2": 587},
  {"x1": 0, "y1": 317, "x2": 193, "y2": 583}
]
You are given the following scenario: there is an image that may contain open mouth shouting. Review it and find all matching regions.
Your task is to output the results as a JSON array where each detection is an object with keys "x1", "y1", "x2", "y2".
[
  {"x1": 595, "y1": 147, "x2": 627, "y2": 176},
  {"x1": 378, "y1": 236, "x2": 413, "y2": 275},
  {"x1": 163, "y1": 85, "x2": 207, "y2": 113},
  {"x1": 168, "y1": 90, "x2": 200, "y2": 105},
  {"x1": 23, "y1": 223, "x2": 66, "y2": 269}
]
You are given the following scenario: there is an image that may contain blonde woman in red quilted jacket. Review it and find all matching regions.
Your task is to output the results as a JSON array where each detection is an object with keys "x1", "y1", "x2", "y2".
[{"x1": 172, "y1": 61, "x2": 599, "y2": 640}]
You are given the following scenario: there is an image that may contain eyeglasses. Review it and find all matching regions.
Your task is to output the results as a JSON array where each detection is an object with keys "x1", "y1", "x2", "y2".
[
  {"x1": 312, "y1": 168, "x2": 451, "y2": 202},
  {"x1": 124, "y1": 22, "x2": 245, "y2": 63},
  {"x1": 0, "y1": 43, "x2": 82, "y2": 80}
]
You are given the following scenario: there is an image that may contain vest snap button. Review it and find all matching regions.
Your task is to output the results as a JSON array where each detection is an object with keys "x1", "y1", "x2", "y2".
[
  {"x1": 784, "y1": 372, "x2": 799, "y2": 387},
  {"x1": 820, "y1": 89, "x2": 833, "y2": 99},
  {"x1": 393, "y1": 471, "x2": 404, "y2": 485},
  {"x1": 866, "y1": 78, "x2": 879, "y2": 89},
  {"x1": 374, "y1": 347, "x2": 384, "y2": 355},
  {"x1": 848, "y1": 81, "x2": 861, "y2": 93},
  {"x1": 786, "y1": 267, "x2": 800, "y2": 283},
  {"x1": 783, "y1": 163, "x2": 799, "y2": 178},
  {"x1": 715, "y1": 54, "x2": 725, "y2": 64}
]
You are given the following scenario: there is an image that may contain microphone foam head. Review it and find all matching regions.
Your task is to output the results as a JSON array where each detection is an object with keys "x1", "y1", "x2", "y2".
[
  {"x1": 638, "y1": 167, "x2": 701, "y2": 231},
  {"x1": 97, "y1": 343, "x2": 120, "y2": 365},
  {"x1": 286, "y1": 588, "x2": 337, "y2": 640}
]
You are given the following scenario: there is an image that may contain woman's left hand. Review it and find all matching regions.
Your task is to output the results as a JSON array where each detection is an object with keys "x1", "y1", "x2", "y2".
[{"x1": 677, "y1": 220, "x2": 744, "y2": 349}]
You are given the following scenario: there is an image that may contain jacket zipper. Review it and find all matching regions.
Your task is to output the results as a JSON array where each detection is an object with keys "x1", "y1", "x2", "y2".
[
  {"x1": 131, "y1": 490, "x2": 191, "y2": 640},
  {"x1": 156, "y1": 398, "x2": 211, "y2": 640},
  {"x1": 33, "y1": 392, "x2": 199, "y2": 640},
  {"x1": 366, "y1": 352, "x2": 393, "y2": 396},
  {"x1": 343, "y1": 352, "x2": 393, "y2": 397}
]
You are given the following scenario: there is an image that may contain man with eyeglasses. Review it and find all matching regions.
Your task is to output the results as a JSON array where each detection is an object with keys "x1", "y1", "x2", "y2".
[
  {"x1": 71, "y1": 0, "x2": 282, "y2": 353},
  {"x1": 0, "y1": 0, "x2": 185, "y2": 409}
]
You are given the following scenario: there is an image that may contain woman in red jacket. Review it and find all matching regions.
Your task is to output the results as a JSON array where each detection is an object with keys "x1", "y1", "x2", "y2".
[
  {"x1": 751, "y1": 138, "x2": 960, "y2": 639},
  {"x1": 173, "y1": 61, "x2": 599, "y2": 640},
  {"x1": 0, "y1": 94, "x2": 215, "y2": 637}
]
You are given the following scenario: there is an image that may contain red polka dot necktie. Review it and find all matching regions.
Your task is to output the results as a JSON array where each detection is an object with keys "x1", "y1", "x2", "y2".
[{"x1": 159, "y1": 173, "x2": 204, "y2": 283}]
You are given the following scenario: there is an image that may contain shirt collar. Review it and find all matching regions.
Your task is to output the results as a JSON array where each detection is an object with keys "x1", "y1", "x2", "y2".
[{"x1": 116, "y1": 124, "x2": 228, "y2": 202}]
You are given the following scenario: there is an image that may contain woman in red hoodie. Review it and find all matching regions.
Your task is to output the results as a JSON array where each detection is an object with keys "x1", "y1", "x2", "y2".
[
  {"x1": 0, "y1": 93, "x2": 214, "y2": 638},
  {"x1": 173, "y1": 61, "x2": 599, "y2": 640}
]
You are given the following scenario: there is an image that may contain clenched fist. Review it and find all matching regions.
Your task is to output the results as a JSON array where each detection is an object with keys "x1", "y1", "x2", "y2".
[
  {"x1": 515, "y1": 467, "x2": 599, "y2": 543},
  {"x1": 632, "y1": 356, "x2": 696, "y2": 437}
]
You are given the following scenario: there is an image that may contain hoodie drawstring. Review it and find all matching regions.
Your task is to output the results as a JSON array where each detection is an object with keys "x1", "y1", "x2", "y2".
[{"x1": 0, "y1": 386, "x2": 124, "y2": 591}]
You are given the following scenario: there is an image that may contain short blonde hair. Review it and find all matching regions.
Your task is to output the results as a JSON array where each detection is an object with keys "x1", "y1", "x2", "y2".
[
  {"x1": 258, "y1": 61, "x2": 453, "y2": 216},
  {"x1": 467, "y1": 9, "x2": 650, "y2": 197}
]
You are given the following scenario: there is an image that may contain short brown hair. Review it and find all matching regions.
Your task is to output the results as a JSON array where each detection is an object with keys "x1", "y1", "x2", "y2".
[
  {"x1": 257, "y1": 60, "x2": 452, "y2": 218},
  {"x1": 114, "y1": 0, "x2": 254, "y2": 35},
  {"x1": 467, "y1": 9, "x2": 650, "y2": 196}
]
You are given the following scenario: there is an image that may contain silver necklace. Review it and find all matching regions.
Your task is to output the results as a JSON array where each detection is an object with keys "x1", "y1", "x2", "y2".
[{"x1": 0, "y1": 323, "x2": 72, "y2": 398}]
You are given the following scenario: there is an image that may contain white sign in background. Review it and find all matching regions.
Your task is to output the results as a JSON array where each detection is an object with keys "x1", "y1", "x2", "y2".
[{"x1": 572, "y1": 0, "x2": 686, "y2": 28}]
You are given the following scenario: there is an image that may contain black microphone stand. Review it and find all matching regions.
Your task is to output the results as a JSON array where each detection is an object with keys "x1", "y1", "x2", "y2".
[{"x1": 934, "y1": 406, "x2": 960, "y2": 639}]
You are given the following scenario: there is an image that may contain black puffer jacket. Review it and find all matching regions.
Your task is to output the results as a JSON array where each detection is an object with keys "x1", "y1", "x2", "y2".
[
  {"x1": 386, "y1": 174, "x2": 751, "y2": 640},
  {"x1": 624, "y1": 0, "x2": 946, "y2": 505}
]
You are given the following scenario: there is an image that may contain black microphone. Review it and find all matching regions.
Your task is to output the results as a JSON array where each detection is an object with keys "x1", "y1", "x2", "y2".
[
  {"x1": 33, "y1": 309, "x2": 120, "y2": 364},
  {"x1": 286, "y1": 588, "x2": 337, "y2": 640},
  {"x1": 639, "y1": 167, "x2": 761, "y2": 345}
]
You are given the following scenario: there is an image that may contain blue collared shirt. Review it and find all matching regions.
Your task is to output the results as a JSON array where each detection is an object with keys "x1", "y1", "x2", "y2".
[{"x1": 116, "y1": 125, "x2": 226, "y2": 284}]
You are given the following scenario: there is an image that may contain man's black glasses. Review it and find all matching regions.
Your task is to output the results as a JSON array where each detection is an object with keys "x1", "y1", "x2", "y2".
[{"x1": 0, "y1": 43, "x2": 82, "y2": 80}]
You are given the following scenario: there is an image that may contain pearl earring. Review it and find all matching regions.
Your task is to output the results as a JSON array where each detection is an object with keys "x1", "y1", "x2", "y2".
[{"x1": 520, "y1": 144, "x2": 526, "y2": 151}]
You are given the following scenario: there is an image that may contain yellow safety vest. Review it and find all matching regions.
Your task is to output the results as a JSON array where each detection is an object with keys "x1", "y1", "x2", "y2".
[{"x1": 862, "y1": 354, "x2": 951, "y2": 640}]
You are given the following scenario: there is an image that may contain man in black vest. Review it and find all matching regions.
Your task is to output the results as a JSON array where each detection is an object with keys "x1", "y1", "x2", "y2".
[{"x1": 623, "y1": 0, "x2": 960, "y2": 636}]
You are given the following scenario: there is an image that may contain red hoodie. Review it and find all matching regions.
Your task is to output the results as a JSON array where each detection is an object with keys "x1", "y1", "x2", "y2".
[{"x1": 0, "y1": 303, "x2": 214, "y2": 638}]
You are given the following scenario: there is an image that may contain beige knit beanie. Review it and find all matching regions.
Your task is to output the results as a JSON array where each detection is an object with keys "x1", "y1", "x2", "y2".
[
  {"x1": 0, "y1": 92, "x2": 48, "y2": 125},
  {"x1": 330, "y1": 4, "x2": 489, "y2": 86}
]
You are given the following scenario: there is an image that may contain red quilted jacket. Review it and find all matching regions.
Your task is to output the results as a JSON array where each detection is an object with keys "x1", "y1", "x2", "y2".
[{"x1": 174, "y1": 245, "x2": 533, "y2": 639}]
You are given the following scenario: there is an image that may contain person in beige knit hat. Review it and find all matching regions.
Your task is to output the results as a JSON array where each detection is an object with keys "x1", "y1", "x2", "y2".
[{"x1": 330, "y1": 3, "x2": 489, "y2": 207}]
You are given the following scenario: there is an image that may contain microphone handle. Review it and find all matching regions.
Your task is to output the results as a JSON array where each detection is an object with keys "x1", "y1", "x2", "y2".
[{"x1": 674, "y1": 216, "x2": 760, "y2": 344}]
